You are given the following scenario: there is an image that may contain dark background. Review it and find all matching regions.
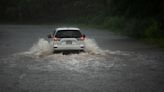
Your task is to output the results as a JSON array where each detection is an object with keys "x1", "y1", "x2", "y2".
[
  {"x1": 0, "y1": 0, "x2": 160, "y2": 22},
  {"x1": 0, "y1": 0, "x2": 163, "y2": 46}
]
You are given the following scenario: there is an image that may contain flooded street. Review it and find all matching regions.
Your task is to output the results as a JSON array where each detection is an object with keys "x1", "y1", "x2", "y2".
[{"x1": 0, "y1": 25, "x2": 164, "y2": 92}]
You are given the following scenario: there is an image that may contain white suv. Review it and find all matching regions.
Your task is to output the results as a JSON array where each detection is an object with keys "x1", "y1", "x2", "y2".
[{"x1": 48, "y1": 27, "x2": 85, "y2": 53}]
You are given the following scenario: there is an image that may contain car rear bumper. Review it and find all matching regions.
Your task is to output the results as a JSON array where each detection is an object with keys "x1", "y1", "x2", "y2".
[{"x1": 53, "y1": 44, "x2": 85, "y2": 51}]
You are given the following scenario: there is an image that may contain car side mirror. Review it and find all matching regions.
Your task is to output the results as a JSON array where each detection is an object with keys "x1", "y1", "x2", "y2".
[{"x1": 47, "y1": 34, "x2": 52, "y2": 38}]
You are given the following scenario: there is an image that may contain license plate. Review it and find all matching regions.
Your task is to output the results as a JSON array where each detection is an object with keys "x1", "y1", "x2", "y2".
[{"x1": 66, "y1": 41, "x2": 72, "y2": 44}]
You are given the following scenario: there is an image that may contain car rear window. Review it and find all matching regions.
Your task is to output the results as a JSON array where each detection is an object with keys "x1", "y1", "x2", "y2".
[{"x1": 55, "y1": 30, "x2": 82, "y2": 38}]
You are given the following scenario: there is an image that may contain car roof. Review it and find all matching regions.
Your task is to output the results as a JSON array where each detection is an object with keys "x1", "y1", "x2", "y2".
[{"x1": 56, "y1": 27, "x2": 80, "y2": 31}]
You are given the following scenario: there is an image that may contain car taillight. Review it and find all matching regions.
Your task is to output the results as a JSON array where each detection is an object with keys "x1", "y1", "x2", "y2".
[
  {"x1": 53, "y1": 37, "x2": 59, "y2": 41},
  {"x1": 80, "y1": 35, "x2": 85, "y2": 41}
]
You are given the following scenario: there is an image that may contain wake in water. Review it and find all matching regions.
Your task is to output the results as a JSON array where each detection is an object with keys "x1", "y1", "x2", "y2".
[
  {"x1": 2, "y1": 38, "x2": 157, "y2": 74},
  {"x1": 23, "y1": 38, "x2": 53, "y2": 57},
  {"x1": 4, "y1": 38, "x2": 130, "y2": 73},
  {"x1": 22, "y1": 38, "x2": 128, "y2": 57},
  {"x1": 84, "y1": 38, "x2": 108, "y2": 55}
]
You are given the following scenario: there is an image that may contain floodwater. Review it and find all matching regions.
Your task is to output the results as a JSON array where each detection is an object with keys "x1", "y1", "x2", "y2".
[{"x1": 0, "y1": 25, "x2": 164, "y2": 92}]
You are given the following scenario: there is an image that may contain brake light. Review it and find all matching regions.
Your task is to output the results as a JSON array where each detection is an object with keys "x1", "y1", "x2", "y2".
[
  {"x1": 80, "y1": 35, "x2": 85, "y2": 41},
  {"x1": 53, "y1": 37, "x2": 59, "y2": 41}
]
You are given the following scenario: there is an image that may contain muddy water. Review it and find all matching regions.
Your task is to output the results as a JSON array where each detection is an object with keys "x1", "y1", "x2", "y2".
[
  {"x1": 10, "y1": 38, "x2": 123, "y2": 73},
  {"x1": 0, "y1": 25, "x2": 164, "y2": 92}
]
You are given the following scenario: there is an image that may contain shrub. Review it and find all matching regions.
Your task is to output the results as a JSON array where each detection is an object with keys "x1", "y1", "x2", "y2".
[
  {"x1": 103, "y1": 16, "x2": 126, "y2": 31},
  {"x1": 144, "y1": 19, "x2": 159, "y2": 38}
]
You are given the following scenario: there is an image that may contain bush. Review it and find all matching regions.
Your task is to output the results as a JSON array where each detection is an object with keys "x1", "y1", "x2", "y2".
[
  {"x1": 124, "y1": 19, "x2": 151, "y2": 38},
  {"x1": 101, "y1": 16, "x2": 160, "y2": 39},
  {"x1": 103, "y1": 16, "x2": 126, "y2": 31},
  {"x1": 144, "y1": 19, "x2": 159, "y2": 38},
  {"x1": 89, "y1": 14, "x2": 105, "y2": 25}
]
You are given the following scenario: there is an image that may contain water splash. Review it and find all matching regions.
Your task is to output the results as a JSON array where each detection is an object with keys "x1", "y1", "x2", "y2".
[
  {"x1": 24, "y1": 38, "x2": 53, "y2": 57},
  {"x1": 22, "y1": 38, "x2": 112, "y2": 57},
  {"x1": 84, "y1": 38, "x2": 107, "y2": 55},
  {"x1": 15, "y1": 38, "x2": 118, "y2": 73}
]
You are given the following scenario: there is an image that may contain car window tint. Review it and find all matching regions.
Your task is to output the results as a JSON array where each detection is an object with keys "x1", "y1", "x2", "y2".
[{"x1": 56, "y1": 30, "x2": 81, "y2": 38}]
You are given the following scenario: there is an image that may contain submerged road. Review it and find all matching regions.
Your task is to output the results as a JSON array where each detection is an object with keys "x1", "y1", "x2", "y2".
[{"x1": 0, "y1": 25, "x2": 164, "y2": 92}]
